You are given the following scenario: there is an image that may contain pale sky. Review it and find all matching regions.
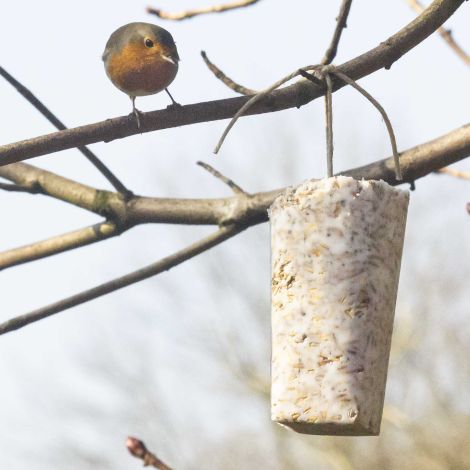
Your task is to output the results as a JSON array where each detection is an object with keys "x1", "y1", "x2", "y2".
[{"x1": 1, "y1": 1, "x2": 469, "y2": 468}]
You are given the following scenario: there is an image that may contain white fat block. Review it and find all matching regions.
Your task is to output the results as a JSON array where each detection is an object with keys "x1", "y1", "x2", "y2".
[{"x1": 270, "y1": 176, "x2": 409, "y2": 435}]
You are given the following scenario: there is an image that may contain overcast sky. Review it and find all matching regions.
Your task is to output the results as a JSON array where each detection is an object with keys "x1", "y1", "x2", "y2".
[{"x1": 1, "y1": 1, "x2": 469, "y2": 468}]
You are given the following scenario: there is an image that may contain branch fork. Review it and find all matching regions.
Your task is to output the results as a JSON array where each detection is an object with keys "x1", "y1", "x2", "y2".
[{"x1": 0, "y1": 0, "x2": 467, "y2": 335}]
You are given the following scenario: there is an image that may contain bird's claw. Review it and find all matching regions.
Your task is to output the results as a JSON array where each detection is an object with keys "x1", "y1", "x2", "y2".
[
  {"x1": 166, "y1": 102, "x2": 182, "y2": 110},
  {"x1": 128, "y1": 108, "x2": 143, "y2": 129}
]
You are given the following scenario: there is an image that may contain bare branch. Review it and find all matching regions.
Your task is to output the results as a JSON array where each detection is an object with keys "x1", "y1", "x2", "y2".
[
  {"x1": 197, "y1": 161, "x2": 246, "y2": 194},
  {"x1": 1, "y1": 123, "x2": 469, "y2": 230},
  {"x1": 0, "y1": 122, "x2": 468, "y2": 328},
  {"x1": 437, "y1": 166, "x2": 470, "y2": 179},
  {"x1": 147, "y1": 0, "x2": 260, "y2": 21},
  {"x1": 0, "y1": 224, "x2": 244, "y2": 335},
  {"x1": 0, "y1": 180, "x2": 40, "y2": 194},
  {"x1": 0, "y1": 0, "x2": 464, "y2": 166},
  {"x1": 1, "y1": 122, "x2": 469, "y2": 271},
  {"x1": 0, "y1": 222, "x2": 119, "y2": 271},
  {"x1": 0, "y1": 162, "x2": 126, "y2": 220},
  {"x1": 126, "y1": 437, "x2": 173, "y2": 470},
  {"x1": 0, "y1": 123, "x2": 468, "y2": 312},
  {"x1": 406, "y1": 0, "x2": 470, "y2": 67},
  {"x1": 217, "y1": 0, "x2": 352, "y2": 156},
  {"x1": 298, "y1": 68, "x2": 324, "y2": 87},
  {"x1": 0, "y1": 66, "x2": 131, "y2": 196},
  {"x1": 322, "y1": 0, "x2": 354, "y2": 65},
  {"x1": 201, "y1": 51, "x2": 257, "y2": 95}
]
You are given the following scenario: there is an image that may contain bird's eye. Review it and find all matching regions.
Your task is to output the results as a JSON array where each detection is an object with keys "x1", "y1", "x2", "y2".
[{"x1": 145, "y1": 38, "x2": 154, "y2": 48}]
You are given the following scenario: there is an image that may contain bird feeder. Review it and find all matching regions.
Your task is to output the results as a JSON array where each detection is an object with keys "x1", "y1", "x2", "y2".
[{"x1": 270, "y1": 176, "x2": 409, "y2": 435}]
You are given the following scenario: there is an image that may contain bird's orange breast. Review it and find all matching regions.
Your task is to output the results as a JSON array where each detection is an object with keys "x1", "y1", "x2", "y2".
[{"x1": 106, "y1": 43, "x2": 178, "y2": 97}]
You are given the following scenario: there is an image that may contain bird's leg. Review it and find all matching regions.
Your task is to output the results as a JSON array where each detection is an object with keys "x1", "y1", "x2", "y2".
[
  {"x1": 130, "y1": 96, "x2": 142, "y2": 128},
  {"x1": 165, "y1": 88, "x2": 181, "y2": 109}
]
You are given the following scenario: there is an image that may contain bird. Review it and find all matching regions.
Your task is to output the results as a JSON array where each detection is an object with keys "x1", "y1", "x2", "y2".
[{"x1": 102, "y1": 22, "x2": 180, "y2": 128}]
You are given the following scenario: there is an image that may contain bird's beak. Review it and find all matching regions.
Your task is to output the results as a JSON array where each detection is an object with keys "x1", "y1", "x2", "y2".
[{"x1": 161, "y1": 55, "x2": 177, "y2": 65}]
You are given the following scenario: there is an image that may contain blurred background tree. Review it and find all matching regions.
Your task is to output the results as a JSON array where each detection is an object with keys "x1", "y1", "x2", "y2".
[{"x1": 0, "y1": 1, "x2": 469, "y2": 469}]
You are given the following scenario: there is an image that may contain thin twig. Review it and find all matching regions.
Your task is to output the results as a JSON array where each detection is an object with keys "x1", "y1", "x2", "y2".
[
  {"x1": 0, "y1": 65, "x2": 132, "y2": 196},
  {"x1": 324, "y1": 74, "x2": 334, "y2": 177},
  {"x1": 1, "y1": 119, "x2": 469, "y2": 271},
  {"x1": 437, "y1": 166, "x2": 470, "y2": 179},
  {"x1": 126, "y1": 437, "x2": 173, "y2": 470},
  {"x1": 322, "y1": 0, "x2": 354, "y2": 65},
  {"x1": 197, "y1": 161, "x2": 246, "y2": 194},
  {"x1": 0, "y1": 181, "x2": 40, "y2": 194},
  {"x1": 0, "y1": 0, "x2": 465, "y2": 166},
  {"x1": 147, "y1": 0, "x2": 260, "y2": 20},
  {"x1": 0, "y1": 222, "x2": 119, "y2": 271},
  {"x1": 0, "y1": 224, "x2": 244, "y2": 335},
  {"x1": 405, "y1": 0, "x2": 470, "y2": 67},
  {"x1": 0, "y1": 122, "x2": 468, "y2": 233},
  {"x1": 298, "y1": 69, "x2": 324, "y2": 87},
  {"x1": 201, "y1": 51, "x2": 256, "y2": 96},
  {"x1": 331, "y1": 69, "x2": 403, "y2": 180},
  {"x1": 214, "y1": 65, "x2": 317, "y2": 153}
]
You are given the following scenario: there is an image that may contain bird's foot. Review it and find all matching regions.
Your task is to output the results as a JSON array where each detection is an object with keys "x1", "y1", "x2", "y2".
[
  {"x1": 166, "y1": 102, "x2": 182, "y2": 110},
  {"x1": 121, "y1": 189, "x2": 135, "y2": 202},
  {"x1": 128, "y1": 108, "x2": 143, "y2": 129}
]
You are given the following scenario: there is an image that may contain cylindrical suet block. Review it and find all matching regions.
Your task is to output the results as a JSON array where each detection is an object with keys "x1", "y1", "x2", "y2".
[{"x1": 270, "y1": 176, "x2": 409, "y2": 435}]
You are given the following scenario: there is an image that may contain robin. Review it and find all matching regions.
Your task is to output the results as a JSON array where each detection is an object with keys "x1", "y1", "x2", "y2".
[{"x1": 102, "y1": 22, "x2": 180, "y2": 128}]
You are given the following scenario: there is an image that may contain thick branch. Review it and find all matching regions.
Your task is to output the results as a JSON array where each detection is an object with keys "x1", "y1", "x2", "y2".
[
  {"x1": 0, "y1": 222, "x2": 118, "y2": 271},
  {"x1": 0, "y1": 123, "x2": 469, "y2": 272},
  {"x1": 147, "y1": 0, "x2": 260, "y2": 20},
  {"x1": 0, "y1": 224, "x2": 244, "y2": 335},
  {"x1": 1, "y1": 122, "x2": 469, "y2": 333},
  {"x1": 1, "y1": 122, "x2": 469, "y2": 230},
  {"x1": 0, "y1": 0, "x2": 464, "y2": 166},
  {"x1": 0, "y1": 162, "x2": 127, "y2": 220},
  {"x1": 128, "y1": 122, "x2": 470, "y2": 223}
]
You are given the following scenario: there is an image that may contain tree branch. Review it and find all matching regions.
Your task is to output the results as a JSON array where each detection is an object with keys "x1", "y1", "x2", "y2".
[
  {"x1": 126, "y1": 437, "x2": 173, "y2": 470},
  {"x1": 321, "y1": 0, "x2": 354, "y2": 65},
  {"x1": 125, "y1": 122, "x2": 470, "y2": 225},
  {"x1": 437, "y1": 166, "x2": 470, "y2": 179},
  {"x1": 0, "y1": 0, "x2": 464, "y2": 166},
  {"x1": 213, "y1": 67, "x2": 315, "y2": 154},
  {"x1": 0, "y1": 222, "x2": 119, "y2": 271},
  {"x1": 406, "y1": 0, "x2": 470, "y2": 67},
  {"x1": 0, "y1": 66, "x2": 131, "y2": 196},
  {"x1": 147, "y1": 0, "x2": 260, "y2": 20},
  {"x1": 197, "y1": 161, "x2": 246, "y2": 194},
  {"x1": 0, "y1": 123, "x2": 468, "y2": 329},
  {"x1": 0, "y1": 224, "x2": 245, "y2": 335},
  {"x1": 201, "y1": 51, "x2": 256, "y2": 95},
  {"x1": 0, "y1": 122, "x2": 469, "y2": 261},
  {"x1": 0, "y1": 162, "x2": 127, "y2": 220},
  {"x1": 0, "y1": 180, "x2": 40, "y2": 194}
]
